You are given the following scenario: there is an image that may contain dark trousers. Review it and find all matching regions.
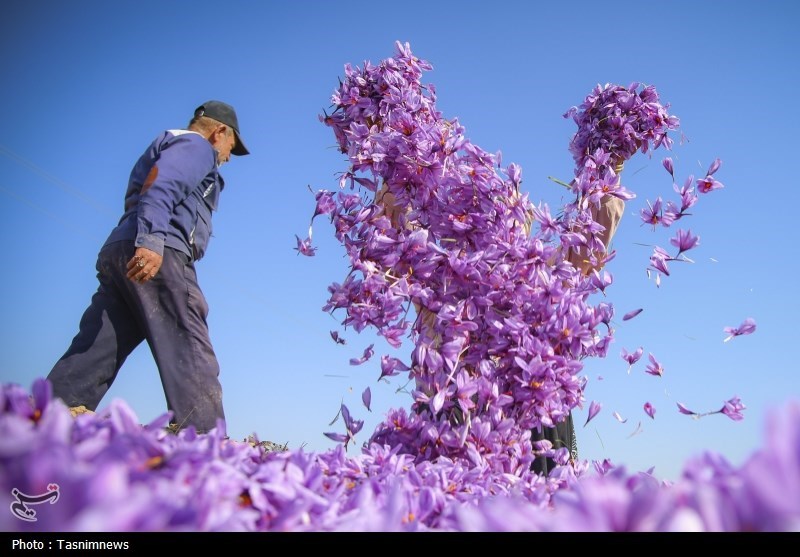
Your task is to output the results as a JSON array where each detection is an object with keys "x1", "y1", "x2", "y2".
[
  {"x1": 531, "y1": 413, "x2": 576, "y2": 476},
  {"x1": 47, "y1": 240, "x2": 225, "y2": 433}
]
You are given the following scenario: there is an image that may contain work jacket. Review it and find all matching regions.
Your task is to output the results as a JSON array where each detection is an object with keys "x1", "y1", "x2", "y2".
[{"x1": 104, "y1": 129, "x2": 223, "y2": 262}]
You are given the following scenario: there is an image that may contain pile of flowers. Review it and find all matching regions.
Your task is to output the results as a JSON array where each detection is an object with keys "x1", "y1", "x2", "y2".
[
  {"x1": 3, "y1": 42, "x2": 788, "y2": 532},
  {"x1": 1, "y1": 380, "x2": 798, "y2": 531}
]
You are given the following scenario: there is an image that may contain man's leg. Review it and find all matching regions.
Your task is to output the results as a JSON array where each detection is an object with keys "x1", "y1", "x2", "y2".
[
  {"x1": 47, "y1": 245, "x2": 144, "y2": 410},
  {"x1": 125, "y1": 247, "x2": 225, "y2": 433}
]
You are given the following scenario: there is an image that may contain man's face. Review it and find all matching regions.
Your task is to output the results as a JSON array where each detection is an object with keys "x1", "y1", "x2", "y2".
[{"x1": 211, "y1": 126, "x2": 237, "y2": 166}]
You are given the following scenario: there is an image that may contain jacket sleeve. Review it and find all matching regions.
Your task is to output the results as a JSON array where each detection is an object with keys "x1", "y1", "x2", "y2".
[{"x1": 135, "y1": 134, "x2": 216, "y2": 255}]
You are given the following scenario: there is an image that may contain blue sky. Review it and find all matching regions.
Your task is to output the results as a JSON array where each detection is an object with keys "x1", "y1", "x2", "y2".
[{"x1": 1, "y1": 0, "x2": 797, "y2": 480}]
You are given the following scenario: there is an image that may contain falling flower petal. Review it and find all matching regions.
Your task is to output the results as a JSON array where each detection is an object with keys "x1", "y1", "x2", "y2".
[
  {"x1": 362, "y1": 387, "x2": 372, "y2": 412},
  {"x1": 584, "y1": 401, "x2": 602, "y2": 427},
  {"x1": 677, "y1": 402, "x2": 698, "y2": 416},
  {"x1": 622, "y1": 308, "x2": 643, "y2": 321},
  {"x1": 627, "y1": 421, "x2": 644, "y2": 438},
  {"x1": 613, "y1": 411, "x2": 628, "y2": 423}
]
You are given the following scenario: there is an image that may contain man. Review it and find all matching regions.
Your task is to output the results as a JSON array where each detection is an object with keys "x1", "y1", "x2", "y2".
[{"x1": 47, "y1": 100, "x2": 249, "y2": 433}]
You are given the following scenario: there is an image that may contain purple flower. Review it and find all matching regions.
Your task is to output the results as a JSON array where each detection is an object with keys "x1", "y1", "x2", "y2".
[
  {"x1": 330, "y1": 330, "x2": 347, "y2": 345},
  {"x1": 677, "y1": 402, "x2": 698, "y2": 417},
  {"x1": 644, "y1": 402, "x2": 656, "y2": 419},
  {"x1": 719, "y1": 396, "x2": 746, "y2": 421},
  {"x1": 669, "y1": 229, "x2": 699, "y2": 256},
  {"x1": 621, "y1": 346, "x2": 643, "y2": 374},
  {"x1": 584, "y1": 401, "x2": 602, "y2": 427},
  {"x1": 662, "y1": 157, "x2": 674, "y2": 178},
  {"x1": 723, "y1": 318, "x2": 757, "y2": 342},
  {"x1": 706, "y1": 158, "x2": 722, "y2": 176},
  {"x1": 313, "y1": 190, "x2": 337, "y2": 218},
  {"x1": 640, "y1": 197, "x2": 665, "y2": 229},
  {"x1": 697, "y1": 175, "x2": 724, "y2": 194},
  {"x1": 649, "y1": 246, "x2": 671, "y2": 277},
  {"x1": 644, "y1": 353, "x2": 664, "y2": 377},
  {"x1": 294, "y1": 235, "x2": 316, "y2": 256},
  {"x1": 378, "y1": 355, "x2": 410, "y2": 380},
  {"x1": 349, "y1": 344, "x2": 375, "y2": 365}
]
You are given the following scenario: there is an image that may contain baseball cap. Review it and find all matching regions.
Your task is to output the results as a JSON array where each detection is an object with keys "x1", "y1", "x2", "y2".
[{"x1": 194, "y1": 100, "x2": 250, "y2": 156}]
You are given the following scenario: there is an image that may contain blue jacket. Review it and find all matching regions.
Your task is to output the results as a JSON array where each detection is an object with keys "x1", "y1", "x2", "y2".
[{"x1": 104, "y1": 129, "x2": 223, "y2": 261}]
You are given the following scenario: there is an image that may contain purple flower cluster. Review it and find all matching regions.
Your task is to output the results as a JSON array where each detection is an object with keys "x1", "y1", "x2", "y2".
[
  {"x1": 307, "y1": 42, "x2": 727, "y2": 473},
  {"x1": 309, "y1": 42, "x2": 628, "y2": 470},
  {"x1": 563, "y1": 82, "x2": 680, "y2": 168},
  {"x1": 2, "y1": 380, "x2": 797, "y2": 531}
]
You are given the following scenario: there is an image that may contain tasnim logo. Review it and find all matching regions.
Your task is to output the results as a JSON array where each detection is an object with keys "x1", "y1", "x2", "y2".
[{"x1": 10, "y1": 484, "x2": 60, "y2": 522}]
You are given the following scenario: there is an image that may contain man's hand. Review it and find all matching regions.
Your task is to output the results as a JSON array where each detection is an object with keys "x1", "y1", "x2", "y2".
[{"x1": 127, "y1": 247, "x2": 163, "y2": 284}]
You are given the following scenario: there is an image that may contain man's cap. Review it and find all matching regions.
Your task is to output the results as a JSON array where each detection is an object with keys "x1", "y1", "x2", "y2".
[{"x1": 194, "y1": 100, "x2": 249, "y2": 156}]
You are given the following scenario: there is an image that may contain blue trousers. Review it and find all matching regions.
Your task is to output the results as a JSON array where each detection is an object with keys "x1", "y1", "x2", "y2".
[{"x1": 47, "y1": 240, "x2": 225, "y2": 433}]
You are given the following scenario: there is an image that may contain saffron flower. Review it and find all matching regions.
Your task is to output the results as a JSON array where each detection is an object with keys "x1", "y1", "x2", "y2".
[
  {"x1": 662, "y1": 157, "x2": 674, "y2": 178},
  {"x1": 697, "y1": 175, "x2": 724, "y2": 194},
  {"x1": 644, "y1": 402, "x2": 656, "y2": 419},
  {"x1": 584, "y1": 401, "x2": 602, "y2": 427},
  {"x1": 330, "y1": 330, "x2": 346, "y2": 345},
  {"x1": 621, "y1": 346, "x2": 643, "y2": 374},
  {"x1": 677, "y1": 396, "x2": 746, "y2": 421},
  {"x1": 720, "y1": 396, "x2": 746, "y2": 421},
  {"x1": 349, "y1": 344, "x2": 375, "y2": 366},
  {"x1": 723, "y1": 318, "x2": 757, "y2": 342},
  {"x1": 294, "y1": 235, "x2": 316, "y2": 256},
  {"x1": 644, "y1": 353, "x2": 664, "y2": 377},
  {"x1": 669, "y1": 229, "x2": 699, "y2": 257}
]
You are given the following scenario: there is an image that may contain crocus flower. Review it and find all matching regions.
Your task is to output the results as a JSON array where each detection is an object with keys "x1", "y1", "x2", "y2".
[
  {"x1": 719, "y1": 396, "x2": 746, "y2": 421},
  {"x1": 669, "y1": 229, "x2": 699, "y2": 256},
  {"x1": 294, "y1": 235, "x2": 316, "y2": 256},
  {"x1": 644, "y1": 402, "x2": 656, "y2": 419},
  {"x1": 706, "y1": 158, "x2": 722, "y2": 176},
  {"x1": 662, "y1": 157, "x2": 674, "y2": 178},
  {"x1": 621, "y1": 346, "x2": 643, "y2": 374},
  {"x1": 349, "y1": 344, "x2": 375, "y2": 365},
  {"x1": 584, "y1": 401, "x2": 602, "y2": 427},
  {"x1": 644, "y1": 353, "x2": 664, "y2": 377},
  {"x1": 330, "y1": 330, "x2": 346, "y2": 345},
  {"x1": 640, "y1": 197, "x2": 665, "y2": 229},
  {"x1": 723, "y1": 318, "x2": 757, "y2": 342},
  {"x1": 696, "y1": 175, "x2": 724, "y2": 194}
]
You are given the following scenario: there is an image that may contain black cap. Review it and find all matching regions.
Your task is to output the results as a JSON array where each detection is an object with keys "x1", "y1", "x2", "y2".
[{"x1": 194, "y1": 100, "x2": 249, "y2": 156}]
